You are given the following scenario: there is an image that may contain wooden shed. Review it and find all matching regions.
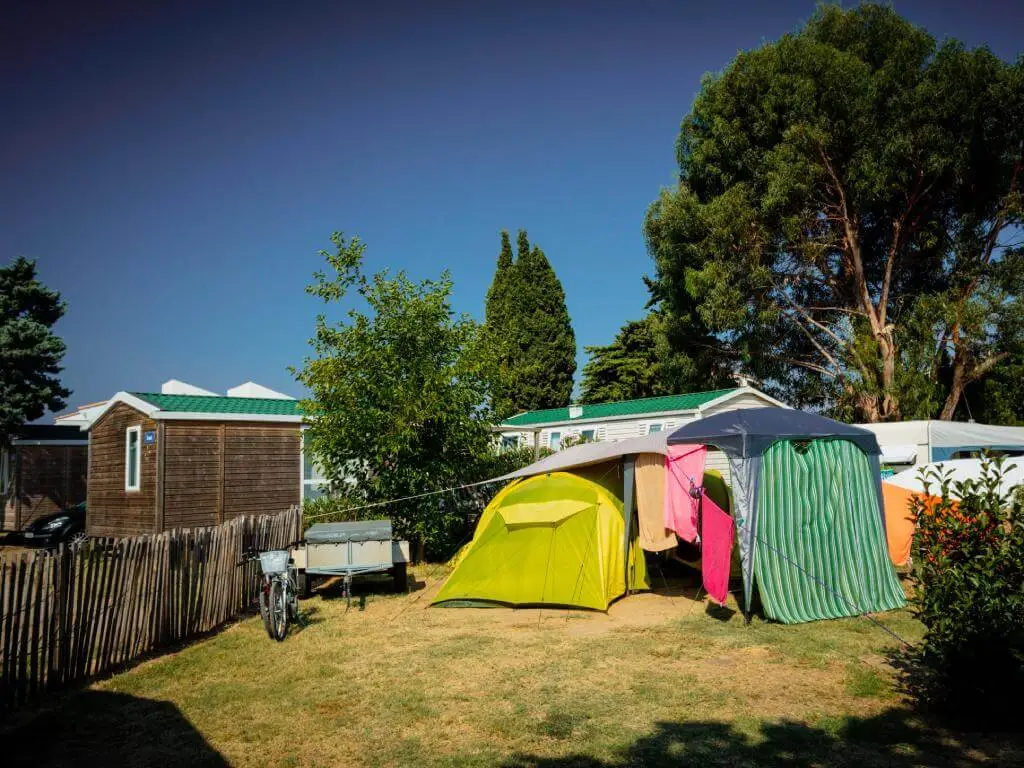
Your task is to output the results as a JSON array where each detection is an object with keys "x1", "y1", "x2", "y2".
[
  {"x1": 86, "y1": 392, "x2": 303, "y2": 537},
  {"x1": 2, "y1": 425, "x2": 89, "y2": 531}
]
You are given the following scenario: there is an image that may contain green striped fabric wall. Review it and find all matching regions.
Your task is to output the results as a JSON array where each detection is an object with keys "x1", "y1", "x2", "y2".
[{"x1": 754, "y1": 439, "x2": 906, "y2": 624}]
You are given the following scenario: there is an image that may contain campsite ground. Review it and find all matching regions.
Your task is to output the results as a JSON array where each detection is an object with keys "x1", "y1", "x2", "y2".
[{"x1": 3, "y1": 568, "x2": 1022, "y2": 768}]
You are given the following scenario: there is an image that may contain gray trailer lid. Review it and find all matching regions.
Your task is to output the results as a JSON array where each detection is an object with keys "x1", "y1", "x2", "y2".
[{"x1": 305, "y1": 520, "x2": 393, "y2": 544}]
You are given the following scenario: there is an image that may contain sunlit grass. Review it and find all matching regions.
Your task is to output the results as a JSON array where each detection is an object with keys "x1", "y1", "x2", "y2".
[{"x1": 3, "y1": 567, "x2": 1021, "y2": 767}]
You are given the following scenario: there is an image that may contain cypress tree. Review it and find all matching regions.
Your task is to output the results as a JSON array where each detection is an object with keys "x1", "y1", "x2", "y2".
[
  {"x1": 482, "y1": 230, "x2": 577, "y2": 416},
  {"x1": 510, "y1": 234, "x2": 576, "y2": 411},
  {"x1": 483, "y1": 231, "x2": 517, "y2": 418}
]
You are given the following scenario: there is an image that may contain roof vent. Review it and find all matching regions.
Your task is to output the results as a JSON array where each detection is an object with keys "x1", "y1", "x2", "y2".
[
  {"x1": 227, "y1": 382, "x2": 295, "y2": 400},
  {"x1": 568, "y1": 405, "x2": 583, "y2": 419},
  {"x1": 161, "y1": 379, "x2": 217, "y2": 396}
]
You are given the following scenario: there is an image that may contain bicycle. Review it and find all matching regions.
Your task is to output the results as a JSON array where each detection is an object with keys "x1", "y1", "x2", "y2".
[{"x1": 239, "y1": 543, "x2": 303, "y2": 641}]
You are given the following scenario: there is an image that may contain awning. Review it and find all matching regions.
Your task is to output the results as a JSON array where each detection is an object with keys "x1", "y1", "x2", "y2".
[
  {"x1": 668, "y1": 407, "x2": 881, "y2": 459},
  {"x1": 879, "y1": 444, "x2": 917, "y2": 464},
  {"x1": 495, "y1": 432, "x2": 669, "y2": 481}
]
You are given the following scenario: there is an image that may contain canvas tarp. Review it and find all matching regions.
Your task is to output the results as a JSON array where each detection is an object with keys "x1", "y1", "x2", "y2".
[
  {"x1": 754, "y1": 440, "x2": 906, "y2": 623},
  {"x1": 433, "y1": 471, "x2": 648, "y2": 610}
]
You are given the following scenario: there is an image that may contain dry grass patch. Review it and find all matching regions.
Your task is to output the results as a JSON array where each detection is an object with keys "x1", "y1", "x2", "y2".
[{"x1": 3, "y1": 568, "x2": 1022, "y2": 767}]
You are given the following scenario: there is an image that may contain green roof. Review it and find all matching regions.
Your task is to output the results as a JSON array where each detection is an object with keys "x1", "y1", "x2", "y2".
[
  {"x1": 500, "y1": 389, "x2": 740, "y2": 428},
  {"x1": 131, "y1": 392, "x2": 303, "y2": 418}
]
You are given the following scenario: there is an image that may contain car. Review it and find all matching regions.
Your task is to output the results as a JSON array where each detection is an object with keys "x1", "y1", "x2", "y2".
[{"x1": 19, "y1": 503, "x2": 86, "y2": 548}]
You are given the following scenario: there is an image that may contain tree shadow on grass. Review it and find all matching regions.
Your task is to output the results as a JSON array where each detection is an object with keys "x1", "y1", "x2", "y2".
[
  {"x1": 500, "y1": 707, "x2": 1024, "y2": 768},
  {"x1": 3, "y1": 690, "x2": 228, "y2": 767}
]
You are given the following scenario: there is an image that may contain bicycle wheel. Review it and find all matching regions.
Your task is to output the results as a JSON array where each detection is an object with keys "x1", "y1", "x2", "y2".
[
  {"x1": 260, "y1": 580, "x2": 274, "y2": 640},
  {"x1": 269, "y1": 579, "x2": 289, "y2": 641}
]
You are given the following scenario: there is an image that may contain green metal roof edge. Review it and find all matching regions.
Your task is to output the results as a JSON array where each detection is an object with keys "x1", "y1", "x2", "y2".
[
  {"x1": 130, "y1": 392, "x2": 304, "y2": 417},
  {"x1": 500, "y1": 388, "x2": 740, "y2": 427}
]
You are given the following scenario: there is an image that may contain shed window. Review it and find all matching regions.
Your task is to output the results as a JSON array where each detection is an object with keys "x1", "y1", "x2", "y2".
[
  {"x1": 125, "y1": 426, "x2": 141, "y2": 491},
  {"x1": 647, "y1": 423, "x2": 663, "y2": 433},
  {"x1": 500, "y1": 435, "x2": 519, "y2": 451},
  {"x1": 301, "y1": 431, "x2": 329, "y2": 501},
  {"x1": 581, "y1": 429, "x2": 597, "y2": 442},
  {"x1": 549, "y1": 431, "x2": 562, "y2": 450}
]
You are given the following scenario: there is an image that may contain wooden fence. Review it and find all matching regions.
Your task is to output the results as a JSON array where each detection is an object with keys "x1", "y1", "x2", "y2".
[{"x1": 0, "y1": 506, "x2": 301, "y2": 711}]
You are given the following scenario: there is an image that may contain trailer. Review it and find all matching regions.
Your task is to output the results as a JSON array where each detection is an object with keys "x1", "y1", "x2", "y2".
[{"x1": 291, "y1": 520, "x2": 410, "y2": 601}]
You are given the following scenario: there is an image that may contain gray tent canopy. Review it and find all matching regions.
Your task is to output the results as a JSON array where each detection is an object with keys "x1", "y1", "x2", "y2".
[{"x1": 667, "y1": 407, "x2": 881, "y2": 458}]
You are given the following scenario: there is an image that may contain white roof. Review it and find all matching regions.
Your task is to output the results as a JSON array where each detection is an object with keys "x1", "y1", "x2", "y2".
[
  {"x1": 928, "y1": 421, "x2": 1024, "y2": 449},
  {"x1": 54, "y1": 401, "x2": 108, "y2": 429},
  {"x1": 857, "y1": 420, "x2": 930, "y2": 445},
  {"x1": 227, "y1": 382, "x2": 295, "y2": 400},
  {"x1": 161, "y1": 379, "x2": 218, "y2": 396},
  {"x1": 879, "y1": 444, "x2": 918, "y2": 464},
  {"x1": 885, "y1": 457, "x2": 1024, "y2": 500},
  {"x1": 857, "y1": 420, "x2": 1024, "y2": 450}
]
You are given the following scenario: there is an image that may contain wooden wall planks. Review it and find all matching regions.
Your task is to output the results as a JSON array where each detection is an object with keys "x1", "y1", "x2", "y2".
[{"x1": 88, "y1": 412, "x2": 301, "y2": 536}]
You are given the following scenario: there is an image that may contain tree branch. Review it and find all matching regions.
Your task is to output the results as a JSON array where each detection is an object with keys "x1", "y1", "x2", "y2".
[
  {"x1": 965, "y1": 351, "x2": 1009, "y2": 383},
  {"x1": 818, "y1": 144, "x2": 881, "y2": 332}
]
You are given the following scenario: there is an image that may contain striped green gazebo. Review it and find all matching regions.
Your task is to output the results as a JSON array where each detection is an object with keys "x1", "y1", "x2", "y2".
[{"x1": 668, "y1": 408, "x2": 905, "y2": 624}]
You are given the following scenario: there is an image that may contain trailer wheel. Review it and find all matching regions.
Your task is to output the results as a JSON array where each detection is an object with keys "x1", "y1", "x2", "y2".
[
  {"x1": 392, "y1": 562, "x2": 408, "y2": 593},
  {"x1": 296, "y1": 569, "x2": 313, "y2": 600}
]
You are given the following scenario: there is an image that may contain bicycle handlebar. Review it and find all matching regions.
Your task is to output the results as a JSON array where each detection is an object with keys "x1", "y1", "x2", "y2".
[{"x1": 236, "y1": 539, "x2": 305, "y2": 567}]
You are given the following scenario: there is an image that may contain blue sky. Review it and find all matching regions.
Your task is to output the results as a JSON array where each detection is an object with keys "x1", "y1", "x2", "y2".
[{"x1": 2, "y1": 0, "x2": 1022, "y2": 414}]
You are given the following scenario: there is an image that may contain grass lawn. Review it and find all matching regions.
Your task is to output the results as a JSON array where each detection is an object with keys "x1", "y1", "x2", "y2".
[{"x1": 3, "y1": 567, "x2": 1022, "y2": 767}]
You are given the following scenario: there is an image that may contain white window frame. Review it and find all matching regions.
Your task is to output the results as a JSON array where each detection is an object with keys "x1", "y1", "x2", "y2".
[
  {"x1": 580, "y1": 428, "x2": 597, "y2": 442},
  {"x1": 300, "y1": 429, "x2": 330, "y2": 502},
  {"x1": 549, "y1": 431, "x2": 562, "y2": 450},
  {"x1": 125, "y1": 426, "x2": 141, "y2": 492},
  {"x1": 645, "y1": 422, "x2": 665, "y2": 435}
]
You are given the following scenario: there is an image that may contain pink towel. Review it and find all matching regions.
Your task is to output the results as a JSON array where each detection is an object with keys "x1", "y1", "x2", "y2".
[
  {"x1": 701, "y1": 493, "x2": 735, "y2": 605},
  {"x1": 664, "y1": 443, "x2": 706, "y2": 543}
]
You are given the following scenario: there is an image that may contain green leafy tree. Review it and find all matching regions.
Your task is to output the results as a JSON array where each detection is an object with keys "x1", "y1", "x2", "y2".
[
  {"x1": 0, "y1": 257, "x2": 70, "y2": 449},
  {"x1": 580, "y1": 312, "x2": 740, "y2": 404},
  {"x1": 294, "y1": 233, "x2": 495, "y2": 557},
  {"x1": 645, "y1": 3, "x2": 1024, "y2": 422},
  {"x1": 580, "y1": 316, "x2": 666, "y2": 404},
  {"x1": 482, "y1": 230, "x2": 576, "y2": 415},
  {"x1": 960, "y1": 255, "x2": 1024, "y2": 424}
]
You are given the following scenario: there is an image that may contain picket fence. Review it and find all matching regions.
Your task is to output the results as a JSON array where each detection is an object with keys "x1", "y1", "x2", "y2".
[{"x1": 0, "y1": 506, "x2": 302, "y2": 711}]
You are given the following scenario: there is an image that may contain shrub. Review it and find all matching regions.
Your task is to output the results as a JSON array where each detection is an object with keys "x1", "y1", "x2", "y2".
[
  {"x1": 300, "y1": 446, "x2": 551, "y2": 561},
  {"x1": 301, "y1": 493, "x2": 372, "y2": 530},
  {"x1": 906, "y1": 457, "x2": 1024, "y2": 725}
]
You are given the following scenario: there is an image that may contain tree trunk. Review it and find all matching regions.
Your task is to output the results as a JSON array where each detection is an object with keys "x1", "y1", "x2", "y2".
[
  {"x1": 855, "y1": 330, "x2": 901, "y2": 423},
  {"x1": 877, "y1": 331, "x2": 899, "y2": 421},
  {"x1": 940, "y1": 358, "x2": 965, "y2": 421},
  {"x1": 939, "y1": 325, "x2": 967, "y2": 421}
]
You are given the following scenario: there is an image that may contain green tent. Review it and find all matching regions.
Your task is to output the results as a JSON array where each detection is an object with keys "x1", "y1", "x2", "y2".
[
  {"x1": 433, "y1": 469, "x2": 648, "y2": 610},
  {"x1": 670, "y1": 408, "x2": 906, "y2": 624}
]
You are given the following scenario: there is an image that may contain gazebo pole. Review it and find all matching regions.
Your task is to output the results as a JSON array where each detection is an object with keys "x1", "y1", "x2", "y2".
[{"x1": 622, "y1": 455, "x2": 635, "y2": 594}]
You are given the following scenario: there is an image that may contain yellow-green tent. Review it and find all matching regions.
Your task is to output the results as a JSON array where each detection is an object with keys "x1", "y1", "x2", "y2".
[{"x1": 433, "y1": 470, "x2": 648, "y2": 610}]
